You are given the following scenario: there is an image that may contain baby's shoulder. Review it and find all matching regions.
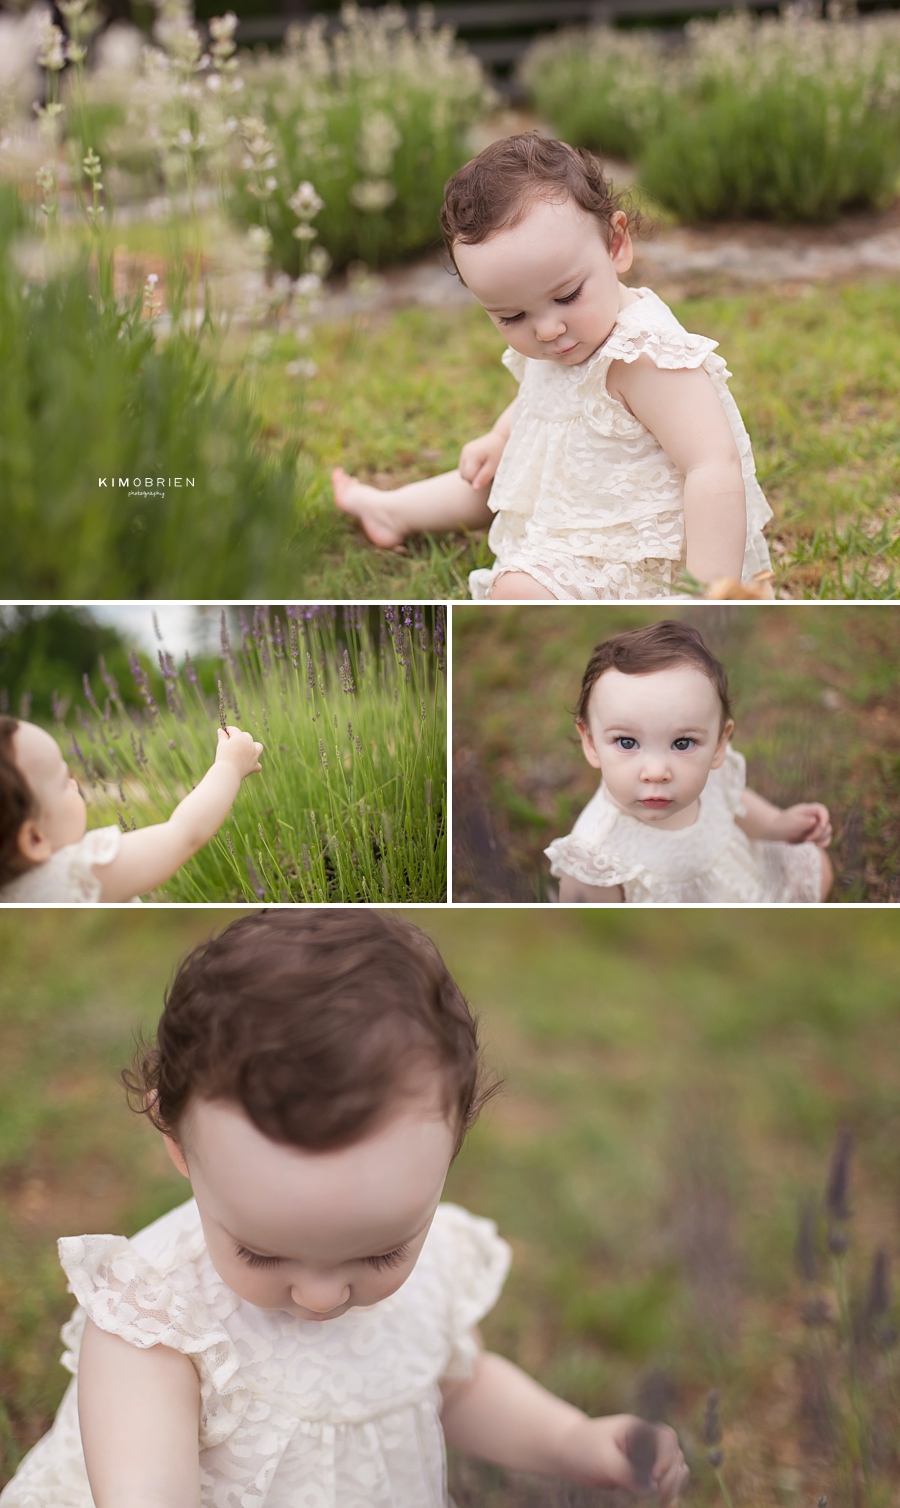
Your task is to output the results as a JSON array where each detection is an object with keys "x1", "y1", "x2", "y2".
[
  {"x1": 0, "y1": 826, "x2": 121, "y2": 904},
  {"x1": 601, "y1": 290, "x2": 721, "y2": 376}
]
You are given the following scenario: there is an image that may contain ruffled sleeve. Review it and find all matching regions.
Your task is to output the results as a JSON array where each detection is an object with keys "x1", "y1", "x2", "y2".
[
  {"x1": 58, "y1": 1233, "x2": 249, "y2": 1447},
  {"x1": 545, "y1": 833, "x2": 641, "y2": 890},
  {"x1": 436, "y1": 1204, "x2": 511, "y2": 1382},
  {"x1": 599, "y1": 321, "x2": 720, "y2": 373},
  {"x1": 545, "y1": 786, "x2": 641, "y2": 889},
  {"x1": 501, "y1": 347, "x2": 527, "y2": 384},
  {"x1": 61, "y1": 827, "x2": 122, "y2": 902}
]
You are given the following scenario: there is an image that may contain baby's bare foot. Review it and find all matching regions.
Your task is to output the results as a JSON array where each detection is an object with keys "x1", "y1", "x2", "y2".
[{"x1": 331, "y1": 467, "x2": 406, "y2": 549}]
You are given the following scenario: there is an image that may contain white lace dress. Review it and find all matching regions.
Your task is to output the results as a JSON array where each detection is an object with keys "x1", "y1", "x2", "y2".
[
  {"x1": 469, "y1": 288, "x2": 773, "y2": 601},
  {"x1": 545, "y1": 747, "x2": 823, "y2": 904},
  {"x1": 0, "y1": 1199, "x2": 511, "y2": 1508},
  {"x1": 0, "y1": 827, "x2": 138, "y2": 904}
]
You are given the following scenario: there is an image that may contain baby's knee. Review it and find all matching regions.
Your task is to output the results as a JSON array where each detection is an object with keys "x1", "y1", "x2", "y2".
[{"x1": 489, "y1": 571, "x2": 554, "y2": 602}]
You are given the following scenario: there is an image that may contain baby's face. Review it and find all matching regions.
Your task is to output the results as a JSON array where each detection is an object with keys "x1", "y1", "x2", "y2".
[
  {"x1": 13, "y1": 721, "x2": 87, "y2": 859},
  {"x1": 579, "y1": 665, "x2": 734, "y2": 830},
  {"x1": 453, "y1": 194, "x2": 633, "y2": 368},
  {"x1": 168, "y1": 1081, "x2": 457, "y2": 1321}
]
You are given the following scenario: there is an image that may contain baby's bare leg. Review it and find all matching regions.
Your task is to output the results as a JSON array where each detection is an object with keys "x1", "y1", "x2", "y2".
[
  {"x1": 558, "y1": 873, "x2": 624, "y2": 904},
  {"x1": 332, "y1": 467, "x2": 492, "y2": 548},
  {"x1": 490, "y1": 571, "x2": 557, "y2": 601},
  {"x1": 818, "y1": 847, "x2": 834, "y2": 902}
]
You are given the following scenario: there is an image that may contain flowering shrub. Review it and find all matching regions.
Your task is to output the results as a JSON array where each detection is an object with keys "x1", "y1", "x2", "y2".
[
  {"x1": 522, "y1": 10, "x2": 900, "y2": 222},
  {"x1": 58, "y1": 605, "x2": 447, "y2": 902},
  {"x1": 231, "y1": 3, "x2": 493, "y2": 273}
]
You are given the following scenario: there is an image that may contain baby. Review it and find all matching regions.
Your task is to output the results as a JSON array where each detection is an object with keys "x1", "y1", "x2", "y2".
[
  {"x1": 546, "y1": 621, "x2": 833, "y2": 904},
  {"x1": 333, "y1": 132, "x2": 773, "y2": 602},
  {"x1": 0, "y1": 910, "x2": 689, "y2": 1508},
  {"x1": 0, "y1": 716, "x2": 263, "y2": 903}
]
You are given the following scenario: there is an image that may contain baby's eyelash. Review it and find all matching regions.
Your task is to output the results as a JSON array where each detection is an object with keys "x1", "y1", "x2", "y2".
[
  {"x1": 364, "y1": 1243, "x2": 411, "y2": 1272},
  {"x1": 556, "y1": 283, "x2": 584, "y2": 305},
  {"x1": 235, "y1": 1244, "x2": 282, "y2": 1270},
  {"x1": 498, "y1": 312, "x2": 524, "y2": 326}
]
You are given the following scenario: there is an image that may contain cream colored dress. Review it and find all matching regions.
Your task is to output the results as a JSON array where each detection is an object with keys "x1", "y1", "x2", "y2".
[
  {"x1": 0, "y1": 827, "x2": 138, "y2": 904},
  {"x1": 0, "y1": 1200, "x2": 511, "y2": 1508},
  {"x1": 469, "y1": 288, "x2": 773, "y2": 601},
  {"x1": 545, "y1": 747, "x2": 822, "y2": 904}
]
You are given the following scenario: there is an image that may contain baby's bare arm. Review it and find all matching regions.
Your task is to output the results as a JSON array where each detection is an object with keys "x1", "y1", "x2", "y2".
[
  {"x1": 97, "y1": 726, "x2": 263, "y2": 901},
  {"x1": 558, "y1": 873, "x2": 624, "y2": 904},
  {"x1": 441, "y1": 1351, "x2": 687, "y2": 1503},
  {"x1": 610, "y1": 359, "x2": 746, "y2": 584},
  {"x1": 736, "y1": 788, "x2": 832, "y2": 845},
  {"x1": 459, "y1": 400, "x2": 518, "y2": 489},
  {"x1": 78, "y1": 1320, "x2": 200, "y2": 1508}
]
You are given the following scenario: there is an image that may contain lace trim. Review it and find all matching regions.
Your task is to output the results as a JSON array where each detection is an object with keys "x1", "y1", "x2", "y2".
[{"x1": 58, "y1": 1234, "x2": 250, "y2": 1447}]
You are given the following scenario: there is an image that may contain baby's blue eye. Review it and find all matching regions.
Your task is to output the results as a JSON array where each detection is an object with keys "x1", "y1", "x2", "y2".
[
  {"x1": 615, "y1": 737, "x2": 638, "y2": 750},
  {"x1": 672, "y1": 738, "x2": 695, "y2": 751}
]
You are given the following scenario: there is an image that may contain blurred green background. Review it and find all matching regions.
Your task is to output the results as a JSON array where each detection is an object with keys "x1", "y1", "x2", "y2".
[
  {"x1": 452, "y1": 604, "x2": 900, "y2": 905},
  {"x1": 0, "y1": 908, "x2": 897, "y2": 1505}
]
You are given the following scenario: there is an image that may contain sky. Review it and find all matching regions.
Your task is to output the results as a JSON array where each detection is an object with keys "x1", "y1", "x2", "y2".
[{"x1": 89, "y1": 605, "x2": 224, "y2": 659}]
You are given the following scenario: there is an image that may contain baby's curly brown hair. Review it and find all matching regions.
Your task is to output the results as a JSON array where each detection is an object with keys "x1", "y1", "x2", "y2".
[
  {"x1": 576, "y1": 621, "x2": 733, "y2": 732},
  {"x1": 0, "y1": 717, "x2": 35, "y2": 887},
  {"x1": 125, "y1": 910, "x2": 498, "y2": 1155},
  {"x1": 440, "y1": 131, "x2": 640, "y2": 268}
]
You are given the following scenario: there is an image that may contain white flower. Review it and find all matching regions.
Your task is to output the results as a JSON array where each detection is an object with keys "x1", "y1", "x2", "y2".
[
  {"x1": 285, "y1": 358, "x2": 317, "y2": 378},
  {"x1": 37, "y1": 15, "x2": 66, "y2": 70},
  {"x1": 288, "y1": 179, "x2": 323, "y2": 220},
  {"x1": 349, "y1": 177, "x2": 396, "y2": 212}
]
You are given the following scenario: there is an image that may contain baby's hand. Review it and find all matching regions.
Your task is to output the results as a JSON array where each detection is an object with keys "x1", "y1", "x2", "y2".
[
  {"x1": 777, "y1": 802, "x2": 832, "y2": 847},
  {"x1": 569, "y1": 1416, "x2": 688, "y2": 1505},
  {"x1": 215, "y1": 725, "x2": 264, "y2": 778},
  {"x1": 459, "y1": 428, "x2": 507, "y2": 491}
]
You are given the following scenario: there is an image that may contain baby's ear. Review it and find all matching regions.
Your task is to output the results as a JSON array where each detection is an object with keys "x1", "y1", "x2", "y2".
[
  {"x1": 16, "y1": 818, "x2": 53, "y2": 865},
  {"x1": 709, "y1": 718, "x2": 735, "y2": 770},
  {"x1": 577, "y1": 720, "x2": 603, "y2": 770},
  {"x1": 163, "y1": 1135, "x2": 190, "y2": 1179}
]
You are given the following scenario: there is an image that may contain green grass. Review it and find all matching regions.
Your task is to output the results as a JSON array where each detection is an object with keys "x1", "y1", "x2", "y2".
[
  {"x1": 55, "y1": 606, "x2": 446, "y2": 903},
  {"x1": 451, "y1": 605, "x2": 900, "y2": 903},
  {"x1": 1, "y1": 911, "x2": 898, "y2": 1506}
]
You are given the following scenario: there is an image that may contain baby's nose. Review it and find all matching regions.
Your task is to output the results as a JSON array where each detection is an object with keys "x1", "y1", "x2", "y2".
[
  {"x1": 640, "y1": 756, "x2": 671, "y2": 782},
  {"x1": 534, "y1": 313, "x2": 567, "y2": 342},
  {"x1": 290, "y1": 1271, "x2": 351, "y2": 1315}
]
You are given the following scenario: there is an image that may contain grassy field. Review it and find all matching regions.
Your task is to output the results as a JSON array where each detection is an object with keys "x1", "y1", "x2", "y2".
[
  {"x1": 0, "y1": 910, "x2": 898, "y2": 1507},
  {"x1": 451, "y1": 605, "x2": 900, "y2": 903},
  {"x1": 241, "y1": 279, "x2": 900, "y2": 601}
]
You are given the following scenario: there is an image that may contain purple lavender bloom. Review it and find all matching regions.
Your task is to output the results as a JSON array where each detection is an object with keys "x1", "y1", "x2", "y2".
[
  {"x1": 82, "y1": 673, "x2": 101, "y2": 714},
  {"x1": 98, "y1": 655, "x2": 122, "y2": 704},
  {"x1": 433, "y1": 606, "x2": 446, "y2": 674}
]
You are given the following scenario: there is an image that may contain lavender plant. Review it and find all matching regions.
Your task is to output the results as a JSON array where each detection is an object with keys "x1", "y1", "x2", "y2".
[
  {"x1": 55, "y1": 606, "x2": 446, "y2": 903},
  {"x1": 522, "y1": 9, "x2": 900, "y2": 223},
  {"x1": 231, "y1": 3, "x2": 493, "y2": 274}
]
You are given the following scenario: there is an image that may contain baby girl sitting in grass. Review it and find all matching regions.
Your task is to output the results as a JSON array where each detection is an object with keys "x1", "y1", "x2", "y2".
[
  {"x1": 333, "y1": 132, "x2": 773, "y2": 601},
  {"x1": 0, "y1": 715, "x2": 263, "y2": 903},
  {"x1": 546, "y1": 621, "x2": 833, "y2": 904},
  {"x1": 0, "y1": 910, "x2": 688, "y2": 1508}
]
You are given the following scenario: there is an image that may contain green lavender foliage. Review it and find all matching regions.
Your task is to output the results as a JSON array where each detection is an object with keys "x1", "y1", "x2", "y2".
[
  {"x1": 229, "y1": 6, "x2": 493, "y2": 274},
  {"x1": 522, "y1": 11, "x2": 900, "y2": 223},
  {"x1": 61, "y1": 605, "x2": 446, "y2": 903},
  {"x1": 0, "y1": 212, "x2": 311, "y2": 599}
]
